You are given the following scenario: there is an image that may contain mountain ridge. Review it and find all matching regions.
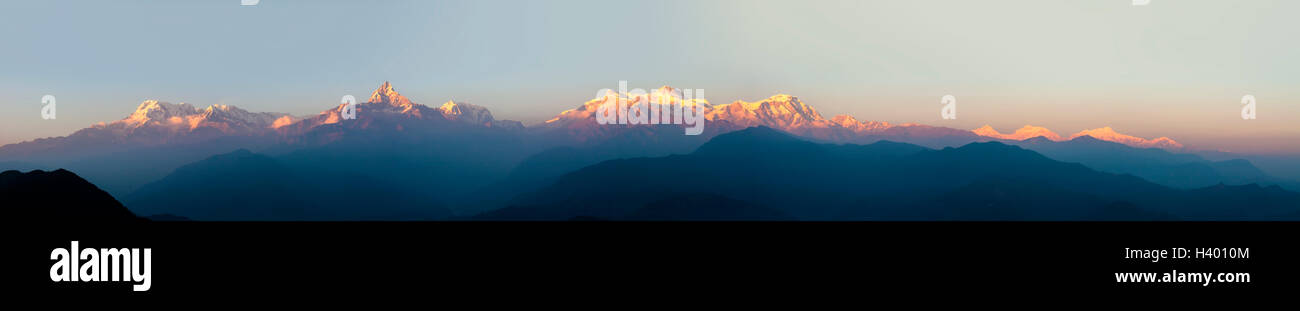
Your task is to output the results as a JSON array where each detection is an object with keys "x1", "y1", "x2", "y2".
[
  {"x1": 481, "y1": 126, "x2": 1299, "y2": 221},
  {"x1": 3, "y1": 82, "x2": 1195, "y2": 154},
  {"x1": 973, "y1": 125, "x2": 1183, "y2": 150},
  {"x1": 1, "y1": 169, "x2": 142, "y2": 222}
]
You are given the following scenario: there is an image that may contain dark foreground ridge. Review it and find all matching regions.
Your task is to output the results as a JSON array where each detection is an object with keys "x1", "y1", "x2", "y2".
[{"x1": 1, "y1": 169, "x2": 141, "y2": 222}]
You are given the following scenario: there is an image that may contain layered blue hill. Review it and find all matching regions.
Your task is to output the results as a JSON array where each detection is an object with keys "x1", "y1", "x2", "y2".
[{"x1": 479, "y1": 127, "x2": 1300, "y2": 221}]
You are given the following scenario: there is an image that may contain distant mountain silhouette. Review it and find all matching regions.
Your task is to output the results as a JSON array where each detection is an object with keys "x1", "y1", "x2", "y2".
[
  {"x1": 1197, "y1": 151, "x2": 1300, "y2": 185},
  {"x1": 480, "y1": 127, "x2": 1300, "y2": 220},
  {"x1": 463, "y1": 121, "x2": 744, "y2": 214},
  {"x1": 125, "y1": 149, "x2": 452, "y2": 220},
  {"x1": 1, "y1": 169, "x2": 141, "y2": 222},
  {"x1": 1009, "y1": 136, "x2": 1296, "y2": 191},
  {"x1": 0, "y1": 137, "x2": 283, "y2": 198}
]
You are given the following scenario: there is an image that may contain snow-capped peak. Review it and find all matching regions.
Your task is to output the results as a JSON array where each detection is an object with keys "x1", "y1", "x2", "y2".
[
  {"x1": 830, "y1": 114, "x2": 892, "y2": 133},
  {"x1": 831, "y1": 114, "x2": 860, "y2": 127},
  {"x1": 78, "y1": 99, "x2": 293, "y2": 143},
  {"x1": 543, "y1": 85, "x2": 711, "y2": 126},
  {"x1": 286, "y1": 82, "x2": 522, "y2": 131},
  {"x1": 706, "y1": 94, "x2": 826, "y2": 129},
  {"x1": 1068, "y1": 127, "x2": 1183, "y2": 149},
  {"x1": 196, "y1": 104, "x2": 289, "y2": 129},
  {"x1": 439, "y1": 101, "x2": 495, "y2": 125},
  {"x1": 972, "y1": 125, "x2": 1064, "y2": 141},
  {"x1": 972, "y1": 125, "x2": 1182, "y2": 149},
  {"x1": 367, "y1": 81, "x2": 414, "y2": 107},
  {"x1": 541, "y1": 90, "x2": 907, "y2": 139},
  {"x1": 127, "y1": 100, "x2": 198, "y2": 125}
]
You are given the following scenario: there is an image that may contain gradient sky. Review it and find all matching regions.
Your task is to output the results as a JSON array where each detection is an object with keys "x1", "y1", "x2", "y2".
[{"x1": 2, "y1": 0, "x2": 1297, "y2": 153}]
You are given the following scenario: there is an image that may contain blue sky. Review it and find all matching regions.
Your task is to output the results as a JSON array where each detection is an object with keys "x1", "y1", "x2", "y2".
[{"x1": 2, "y1": 0, "x2": 1297, "y2": 153}]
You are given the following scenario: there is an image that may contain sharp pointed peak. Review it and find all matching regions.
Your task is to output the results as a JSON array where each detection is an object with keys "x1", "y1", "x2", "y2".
[{"x1": 368, "y1": 81, "x2": 413, "y2": 106}]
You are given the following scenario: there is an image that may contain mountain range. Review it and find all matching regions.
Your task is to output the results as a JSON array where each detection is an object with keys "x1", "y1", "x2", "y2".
[
  {"x1": 480, "y1": 127, "x2": 1299, "y2": 221},
  {"x1": 1006, "y1": 136, "x2": 1296, "y2": 190},
  {"x1": 2, "y1": 82, "x2": 1296, "y2": 220},
  {"x1": 973, "y1": 125, "x2": 1183, "y2": 149}
]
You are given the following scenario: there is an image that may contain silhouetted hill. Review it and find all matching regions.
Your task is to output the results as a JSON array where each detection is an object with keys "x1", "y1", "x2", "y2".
[
  {"x1": 481, "y1": 127, "x2": 1300, "y2": 220},
  {"x1": 126, "y1": 149, "x2": 452, "y2": 220},
  {"x1": 692, "y1": 126, "x2": 812, "y2": 156},
  {"x1": 1198, "y1": 153, "x2": 1300, "y2": 182},
  {"x1": 1, "y1": 169, "x2": 141, "y2": 222},
  {"x1": 462, "y1": 122, "x2": 743, "y2": 214}
]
